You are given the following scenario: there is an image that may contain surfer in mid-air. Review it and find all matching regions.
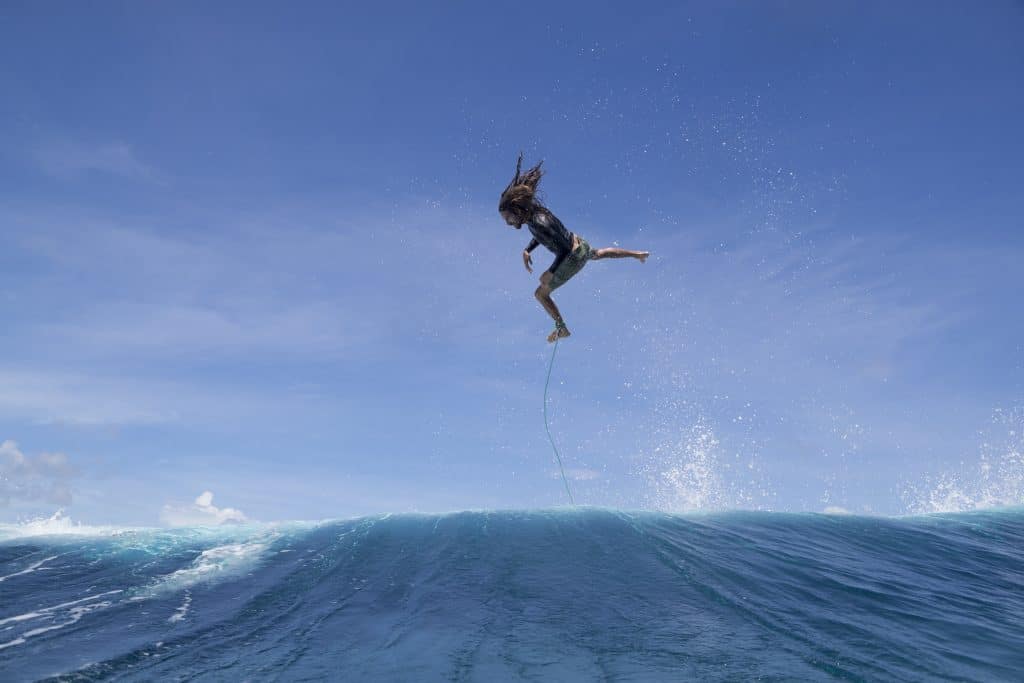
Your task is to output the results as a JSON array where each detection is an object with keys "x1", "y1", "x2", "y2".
[{"x1": 499, "y1": 154, "x2": 649, "y2": 342}]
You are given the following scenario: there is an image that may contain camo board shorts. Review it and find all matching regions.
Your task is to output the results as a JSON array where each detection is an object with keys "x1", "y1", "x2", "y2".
[{"x1": 549, "y1": 236, "x2": 593, "y2": 290}]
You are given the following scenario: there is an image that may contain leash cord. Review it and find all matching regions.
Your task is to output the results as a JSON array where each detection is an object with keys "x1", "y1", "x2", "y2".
[{"x1": 543, "y1": 335, "x2": 575, "y2": 505}]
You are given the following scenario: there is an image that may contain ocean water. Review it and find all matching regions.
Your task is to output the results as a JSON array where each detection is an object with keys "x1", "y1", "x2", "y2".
[{"x1": 1, "y1": 508, "x2": 1022, "y2": 681}]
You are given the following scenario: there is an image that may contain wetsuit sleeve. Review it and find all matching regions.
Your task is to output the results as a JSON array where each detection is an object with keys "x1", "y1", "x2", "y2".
[{"x1": 525, "y1": 238, "x2": 539, "y2": 252}]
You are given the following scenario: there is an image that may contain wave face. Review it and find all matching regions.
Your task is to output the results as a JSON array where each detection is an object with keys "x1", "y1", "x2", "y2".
[{"x1": 1, "y1": 509, "x2": 1023, "y2": 681}]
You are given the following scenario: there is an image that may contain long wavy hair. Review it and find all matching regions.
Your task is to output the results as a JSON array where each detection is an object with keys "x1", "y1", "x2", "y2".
[{"x1": 498, "y1": 153, "x2": 544, "y2": 224}]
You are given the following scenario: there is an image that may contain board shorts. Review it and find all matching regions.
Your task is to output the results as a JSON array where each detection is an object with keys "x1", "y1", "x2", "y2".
[{"x1": 549, "y1": 235, "x2": 593, "y2": 290}]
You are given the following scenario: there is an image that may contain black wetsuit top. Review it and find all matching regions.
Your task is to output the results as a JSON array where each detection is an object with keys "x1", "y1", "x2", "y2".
[{"x1": 525, "y1": 207, "x2": 574, "y2": 274}]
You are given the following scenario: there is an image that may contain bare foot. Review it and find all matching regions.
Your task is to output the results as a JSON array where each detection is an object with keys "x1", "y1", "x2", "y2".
[
  {"x1": 547, "y1": 325, "x2": 571, "y2": 343},
  {"x1": 637, "y1": 251, "x2": 650, "y2": 263}
]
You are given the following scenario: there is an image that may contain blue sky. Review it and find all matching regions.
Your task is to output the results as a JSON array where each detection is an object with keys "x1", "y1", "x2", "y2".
[{"x1": 1, "y1": 2, "x2": 1022, "y2": 524}]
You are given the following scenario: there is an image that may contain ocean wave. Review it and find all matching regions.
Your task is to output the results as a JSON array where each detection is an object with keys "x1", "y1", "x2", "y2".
[{"x1": 1, "y1": 508, "x2": 1021, "y2": 681}]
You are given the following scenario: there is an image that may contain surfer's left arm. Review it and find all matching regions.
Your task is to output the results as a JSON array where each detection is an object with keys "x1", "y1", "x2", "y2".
[{"x1": 523, "y1": 238, "x2": 538, "y2": 273}]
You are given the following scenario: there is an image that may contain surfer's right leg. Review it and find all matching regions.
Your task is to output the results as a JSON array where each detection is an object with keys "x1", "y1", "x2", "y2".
[
  {"x1": 535, "y1": 283, "x2": 571, "y2": 343},
  {"x1": 591, "y1": 247, "x2": 649, "y2": 262}
]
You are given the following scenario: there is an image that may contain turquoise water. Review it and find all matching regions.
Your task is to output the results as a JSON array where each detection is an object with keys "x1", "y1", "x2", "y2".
[{"x1": 1, "y1": 508, "x2": 1022, "y2": 681}]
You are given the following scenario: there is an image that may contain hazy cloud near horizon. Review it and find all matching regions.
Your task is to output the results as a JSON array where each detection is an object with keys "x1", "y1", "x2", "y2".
[{"x1": 0, "y1": 440, "x2": 76, "y2": 507}]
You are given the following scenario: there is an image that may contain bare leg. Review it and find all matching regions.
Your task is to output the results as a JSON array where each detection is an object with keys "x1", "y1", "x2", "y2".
[
  {"x1": 535, "y1": 284, "x2": 571, "y2": 343},
  {"x1": 591, "y1": 247, "x2": 649, "y2": 262}
]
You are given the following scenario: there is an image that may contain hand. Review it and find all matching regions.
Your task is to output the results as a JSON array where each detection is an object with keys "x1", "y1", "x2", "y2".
[{"x1": 523, "y1": 250, "x2": 533, "y2": 273}]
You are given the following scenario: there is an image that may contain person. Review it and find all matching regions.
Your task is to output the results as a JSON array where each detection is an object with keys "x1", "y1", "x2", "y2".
[{"x1": 498, "y1": 154, "x2": 649, "y2": 342}]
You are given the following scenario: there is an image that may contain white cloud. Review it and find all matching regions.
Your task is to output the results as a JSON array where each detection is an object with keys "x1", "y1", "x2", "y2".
[
  {"x1": 0, "y1": 364, "x2": 365, "y2": 430},
  {"x1": 48, "y1": 301, "x2": 365, "y2": 357},
  {"x1": 1, "y1": 202, "x2": 470, "y2": 361},
  {"x1": 33, "y1": 141, "x2": 161, "y2": 182},
  {"x1": 160, "y1": 491, "x2": 248, "y2": 527},
  {"x1": 0, "y1": 369, "x2": 177, "y2": 426},
  {"x1": 0, "y1": 440, "x2": 76, "y2": 506}
]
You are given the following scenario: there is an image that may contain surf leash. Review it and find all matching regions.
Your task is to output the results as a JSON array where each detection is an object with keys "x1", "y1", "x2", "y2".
[{"x1": 543, "y1": 327, "x2": 575, "y2": 505}]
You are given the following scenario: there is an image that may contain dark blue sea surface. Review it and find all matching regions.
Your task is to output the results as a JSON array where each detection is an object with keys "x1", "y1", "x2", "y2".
[{"x1": 1, "y1": 508, "x2": 1022, "y2": 681}]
